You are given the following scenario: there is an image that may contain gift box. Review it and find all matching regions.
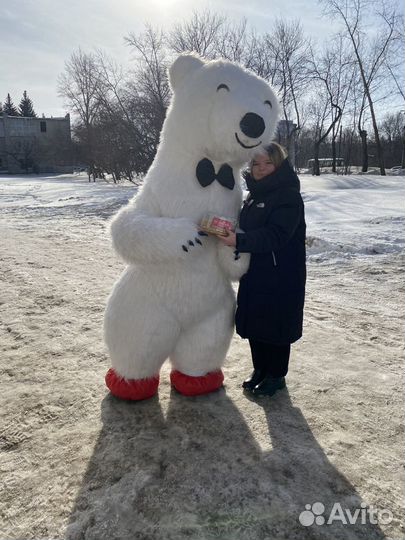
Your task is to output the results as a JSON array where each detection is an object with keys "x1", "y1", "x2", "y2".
[{"x1": 200, "y1": 213, "x2": 236, "y2": 236}]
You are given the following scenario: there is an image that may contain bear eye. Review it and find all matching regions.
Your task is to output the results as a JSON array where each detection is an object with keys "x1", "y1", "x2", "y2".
[
  {"x1": 217, "y1": 84, "x2": 230, "y2": 92},
  {"x1": 264, "y1": 100, "x2": 272, "y2": 108}
]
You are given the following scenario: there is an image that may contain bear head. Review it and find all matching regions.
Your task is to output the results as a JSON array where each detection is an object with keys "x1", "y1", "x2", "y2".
[{"x1": 162, "y1": 53, "x2": 281, "y2": 166}]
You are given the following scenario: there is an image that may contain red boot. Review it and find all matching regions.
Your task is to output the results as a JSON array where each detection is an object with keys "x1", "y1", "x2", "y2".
[
  {"x1": 105, "y1": 368, "x2": 159, "y2": 401},
  {"x1": 170, "y1": 369, "x2": 224, "y2": 396}
]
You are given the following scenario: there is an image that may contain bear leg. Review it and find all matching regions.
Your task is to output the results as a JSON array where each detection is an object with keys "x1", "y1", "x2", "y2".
[
  {"x1": 104, "y1": 274, "x2": 181, "y2": 401},
  {"x1": 170, "y1": 300, "x2": 234, "y2": 396}
]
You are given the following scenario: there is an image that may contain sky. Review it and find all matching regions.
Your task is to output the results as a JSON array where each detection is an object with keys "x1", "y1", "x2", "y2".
[
  {"x1": 0, "y1": 0, "x2": 403, "y2": 118},
  {"x1": 0, "y1": 0, "x2": 332, "y2": 117}
]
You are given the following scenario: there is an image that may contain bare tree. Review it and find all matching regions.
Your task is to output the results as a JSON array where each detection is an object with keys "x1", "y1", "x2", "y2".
[
  {"x1": 379, "y1": 111, "x2": 405, "y2": 168},
  {"x1": 308, "y1": 80, "x2": 342, "y2": 175},
  {"x1": 125, "y1": 25, "x2": 171, "y2": 171},
  {"x1": 320, "y1": 0, "x2": 403, "y2": 175},
  {"x1": 58, "y1": 49, "x2": 102, "y2": 180},
  {"x1": 168, "y1": 10, "x2": 225, "y2": 58},
  {"x1": 62, "y1": 9, "x2": 405, "y2": 180},
  {"x1": 262, "y1": 19, "x2": 312, "y2": 163},
  {"x1": 343, "y1": 62, "x2": 372, "y2": 172},
  {"x1": 168, "y1": 11, "x2": 275, "y2": 81},
  {"x1": 383, "y1": 21, "x2": 405, "y2": 168},
  {"x1": 310, "y1": 35, "x2": 355, "y2": 172},
  {"x1": 401, "y1": 110, "x2": 405, "y2": 169},
  {"x1": 91, "y1": 51, "x2": 139, "y2": 181},
  {"x1": 95, "y1": 51, "x2": 130, "y2": 123},
  {"x1": 357, "y1": 89, "x2": 370, "y2": 172},
  {"x1": 216, "y1": 18, "x2": 255, "y2": 64},
  {"x1": 125, "y1": 25, "x2": 170, "y2": 112},
  {"x1": 242, "y1": 31, "x2": 276, "y2": 80}
]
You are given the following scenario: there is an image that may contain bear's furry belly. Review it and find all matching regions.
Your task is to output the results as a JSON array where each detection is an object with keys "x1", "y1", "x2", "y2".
[{"x1": 111, "y1": 247, "x2": 234, "y2": 325}]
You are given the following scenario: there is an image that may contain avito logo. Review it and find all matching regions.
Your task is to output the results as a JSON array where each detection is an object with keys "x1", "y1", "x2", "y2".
[{"x1": 299, "y1": 501, "x2": 393, "y2": 526}]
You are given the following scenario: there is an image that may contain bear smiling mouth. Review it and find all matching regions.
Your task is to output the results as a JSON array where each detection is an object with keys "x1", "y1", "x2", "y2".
[{"x1": 235, "y1": 132, "x2": 262, "y2": 149}]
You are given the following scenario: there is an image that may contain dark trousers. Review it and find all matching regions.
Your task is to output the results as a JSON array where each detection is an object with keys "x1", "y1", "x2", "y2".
[{"x1": 248, "y1": 339, "x2": 291, "y2": 378}]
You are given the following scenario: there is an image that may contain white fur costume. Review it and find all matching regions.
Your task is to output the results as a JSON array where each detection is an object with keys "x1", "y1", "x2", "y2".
[{"x1": 104, "y1": 54, "x2": 280, "y2": 399}]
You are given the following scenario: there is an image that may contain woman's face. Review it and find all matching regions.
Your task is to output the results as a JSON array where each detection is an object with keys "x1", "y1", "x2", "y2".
[{"x1": 251, "y1": 153, "x2": 276, "y2": 180}]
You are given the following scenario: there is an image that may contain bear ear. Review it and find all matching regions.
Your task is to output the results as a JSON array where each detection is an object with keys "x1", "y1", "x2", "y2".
[{"x1": 168, "y1": 53, "x2": 205, "y2": 91}]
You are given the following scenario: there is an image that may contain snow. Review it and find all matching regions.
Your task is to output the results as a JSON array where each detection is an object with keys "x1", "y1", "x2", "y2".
[
  {"x1": 0, "y1": 172, "x2": 404, "y2": 540},
  {"x1": 301, "y1": 174, "x2": 405, "y2": 262},
  {"x1": 0, "y1": 173, "x2": 134, "y2": 221},
  {"x1": 2, "y1": 172, "x2": 403, "y2": 260}
]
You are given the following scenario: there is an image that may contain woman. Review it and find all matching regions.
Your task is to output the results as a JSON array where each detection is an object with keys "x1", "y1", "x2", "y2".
[{"x1": 217, "y1": 142, "x2": 306, "y2": 397}]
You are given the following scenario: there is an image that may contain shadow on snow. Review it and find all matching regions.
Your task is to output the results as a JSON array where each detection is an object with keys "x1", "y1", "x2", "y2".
[{"x1": 65, "y1": 388, "x2": 386, "y2": 540}]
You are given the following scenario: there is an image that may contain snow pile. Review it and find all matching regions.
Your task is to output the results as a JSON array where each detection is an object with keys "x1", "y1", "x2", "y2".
[{"x1": 302, "y1": 174, "x2": 405, "y2": 262}]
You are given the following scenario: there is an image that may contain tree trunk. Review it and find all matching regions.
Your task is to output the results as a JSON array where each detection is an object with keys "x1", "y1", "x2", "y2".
[
  {"x1": 338, "y1": 125, "x2": 343, "y2": 174},
  {"x1": 347, "y1": 32, "x2": 386, "y2": 175},
  {"x1": 344, "y1": 132, "x2": 353, "y2": 174},
  {"x1": 332, "y1": 137, "x2": 337, "y2": 172},
  {"x1": 359, "y1": 130, "x2": 368, "y2": 172},
  {"x1": 369, "y1": 104, "x2": 385, "y2": 175},
  {"x1": 401, "y1": 127, "x2": 405, "y2": 169},
  {"x1": 313, "y1": 142, "x2": 320, "y2": 176}
]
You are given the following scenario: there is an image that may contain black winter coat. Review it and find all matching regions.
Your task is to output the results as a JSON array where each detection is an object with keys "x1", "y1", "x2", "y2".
[{"x1": 235, "y1": 159, "x2": 306, "y2": 344}]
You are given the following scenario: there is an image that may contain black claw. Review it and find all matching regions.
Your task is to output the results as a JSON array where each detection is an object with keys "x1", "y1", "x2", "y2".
[
  {"x1": 188, "y1": 240, "x2": 195, "y2": 246},
  {"x1": 198, "y1": 231, "x2": 208, "y2": 236},
  {"x1": 195, "y1": 238, "x2": 202, "y2": 245},
  {"x1": 234, "y1": 255, "x2": 240, "y2": 260},
  {"x1": 182, "y1": 245, "x2": 189, "y2": 252}
]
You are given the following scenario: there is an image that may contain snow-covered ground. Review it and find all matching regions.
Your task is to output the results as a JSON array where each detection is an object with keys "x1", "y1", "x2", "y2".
[
  {"x1": 0, "y1": 173, "x2": 404, "y2": 540},
  {"x1": 302, "y1": 174, "x2": 405, "y2": 260}
]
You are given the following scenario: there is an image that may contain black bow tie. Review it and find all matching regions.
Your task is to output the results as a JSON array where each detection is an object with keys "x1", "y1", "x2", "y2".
[{"x1": 196, "y1": 158, "x2": 235, "y2": 190}]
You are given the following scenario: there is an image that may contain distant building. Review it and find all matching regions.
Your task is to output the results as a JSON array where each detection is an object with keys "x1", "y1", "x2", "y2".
[{"x1": 0, "y1": 113, "x2": 72, "y2": 174}]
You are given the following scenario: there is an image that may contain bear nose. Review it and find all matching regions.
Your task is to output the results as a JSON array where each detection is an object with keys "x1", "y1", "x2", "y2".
[{"x1": 239, "y1": 113, "x2": 265, "y2": 138}]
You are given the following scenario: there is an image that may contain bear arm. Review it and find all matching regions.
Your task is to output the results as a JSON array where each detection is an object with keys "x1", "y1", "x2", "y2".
[
  {"x1": 216, "y1": 242, "x2": 250, "y2": 281},
  {"x1": 110, "y1": 199, "x2": 201, "y2": 264}
]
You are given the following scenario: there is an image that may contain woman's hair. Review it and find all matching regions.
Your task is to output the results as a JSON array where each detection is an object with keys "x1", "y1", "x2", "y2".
[{"x1": 250, "y1": 142, "x2": 287, "y2": 170}]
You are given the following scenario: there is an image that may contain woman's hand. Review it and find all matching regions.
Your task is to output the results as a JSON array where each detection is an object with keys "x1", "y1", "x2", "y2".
[{"x1": 216, "y1": 230, "x2": 237, "y2": 247}]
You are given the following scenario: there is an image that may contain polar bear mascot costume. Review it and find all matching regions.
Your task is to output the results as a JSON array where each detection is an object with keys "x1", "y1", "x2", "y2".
[{"x1": 104, "y1": 53, "x2": 280, "y2": 400}]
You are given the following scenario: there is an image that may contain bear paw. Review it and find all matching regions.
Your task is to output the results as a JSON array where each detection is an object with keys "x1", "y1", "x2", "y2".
[
  {"x1": 170, "y1": 369, "x2": 224, "y2": 396},
  {"x1": 181, "y1": 232, "x2": 207, "y2": 253},
  {"x1": 105, "y1": 368, "x2": 159, "y2": 401}
]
